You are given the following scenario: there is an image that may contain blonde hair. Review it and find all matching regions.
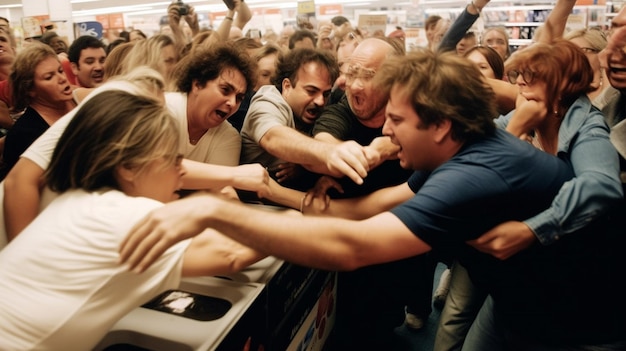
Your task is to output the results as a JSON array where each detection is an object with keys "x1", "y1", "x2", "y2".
[
  {"x1": 104, "y1": 41, "x2": 136, "y2": 80},
  {"x1": 481, "y1": 27, "x2": 511, "y2": 59},
  {"x1": 123, "y1": 34, "x2": 176, "y2": 78},
  {"x1": 564, "y1": 27, "x2": 607, "y2": 52},
  {"x1": 45, "y1": 90, "x2": 178, "y2": 192}
]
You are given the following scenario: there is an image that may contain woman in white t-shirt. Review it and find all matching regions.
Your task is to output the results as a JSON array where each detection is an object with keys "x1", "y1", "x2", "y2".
[{"x1": 0, "y1": 89, "x2": 263, "y2": 351}]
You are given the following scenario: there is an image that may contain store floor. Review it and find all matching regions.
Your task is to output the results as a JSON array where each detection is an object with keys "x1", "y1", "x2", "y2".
[{"x1": 394, "y1": 262, "x2": 446, "y2": 350}]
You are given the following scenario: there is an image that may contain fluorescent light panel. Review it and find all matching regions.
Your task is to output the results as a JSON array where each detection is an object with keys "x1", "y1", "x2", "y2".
[{"x1": 2, "y1": 0, "x2": 379, "y2": 16}]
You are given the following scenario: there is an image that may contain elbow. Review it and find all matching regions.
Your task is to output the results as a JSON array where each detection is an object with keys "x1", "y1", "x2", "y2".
[
  {"x1": 337, "y1": 258, "x2": 362, "y2": 271},
  {"x1": 327, "y1": 248, "x2": 367, "y2": 271},
  {"x1": 3, "y1": 169, "x2": 17, "y2": 192},
  {"x1": 223, "y1": 250, "x2": 261, "y2": 274}
]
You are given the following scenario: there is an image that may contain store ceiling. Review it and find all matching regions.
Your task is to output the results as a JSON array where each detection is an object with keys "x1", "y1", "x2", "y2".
[{"x1": 68, "y1": 0, "x2": 418, "y2": 17}]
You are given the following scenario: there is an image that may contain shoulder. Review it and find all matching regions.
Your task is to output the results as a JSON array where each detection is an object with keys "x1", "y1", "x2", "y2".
[
  {"x1": 315, "y1": 99, "x2": 354, "y2": 132},
  {"x1": 250, "y1": 86, "x2": 288, "y2": 109},
  {"x1": 562, "y1": 96, "x2": 610, "y2": 139},
  {"x1": 165, "y1": 92, "x2": 187, "y2": 118},
  {"x1": 319, "y1": 98, "x2": 352, "y2": 120},
  {"x1": 214, "y1": 120, "x2": 240, "y2": 138},
  {"x1": 595, "y1": 86, "x2": 620, "y2": 111}
]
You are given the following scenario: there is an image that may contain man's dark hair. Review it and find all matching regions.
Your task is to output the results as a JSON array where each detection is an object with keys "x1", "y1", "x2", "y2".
[
  {"x1": 330, "y1": 16, "x2": 349, "y2": 27},
  {"x1": 68, "y1": 35, "x2": 106, "y2": 64},
  {"x1": 40, "y1": 31, "x2": 59, "y2": 45},
  {"x1": 119, "y1": 30, "x2": 130, "y2": 41},
  {"x1": 288, "y1": 30, "x2": 316, "y2": 50},
  {"x1": 272, "y1": 48, "x2": 339, "y2": 93}
]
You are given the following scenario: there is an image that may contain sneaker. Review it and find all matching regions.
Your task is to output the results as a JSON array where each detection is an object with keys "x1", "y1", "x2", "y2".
[
  {"x1": 433, "y1": 268, "x2": 451, "y2": 309},
  {"x1": 404, "y1": 311, "x2": 425, "y2": 330}
]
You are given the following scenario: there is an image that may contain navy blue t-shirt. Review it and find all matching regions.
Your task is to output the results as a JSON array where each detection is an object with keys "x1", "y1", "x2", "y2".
[
  {"x1": 391, "y1": 130, "x2": 623, "y2": 343},
  {"x1": 391, "y1": 129, "x2": 571, "y2": 246},
  {"x1": 390, "y1": 129, "x2": 626, "y2": 343}
]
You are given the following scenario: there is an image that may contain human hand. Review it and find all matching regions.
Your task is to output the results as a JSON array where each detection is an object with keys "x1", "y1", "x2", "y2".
[
  {"x1": 223, "y1": 0, "x2": 241, "y2": 11},
  {"x1": 366, "y1": 136, "x2": 400, "y2": 165},
  {"x1": 466, "y1": 221, "x2": 536, "y2": 260},
  {"x1": 183, "y1": 5, "x2": 198, "y2": 29},
  {"x1": 119, "y1": 195, "x2": 218, "y2": 272},
  {"x1": 506, "y1": 95, "x2": 547, "y2": 138},
  {"x1": 269, "y1": 162, "x2": 302, "y2": 184},
  {"x1": 231, "y1": 163, "x2": 270, "y2": 198},
  {"x1": 303, "y1": 175, "x2": 343, "y2": 210},
  {"x1": 318, "y1": 24, "x2": 333, "y2": 39},
  {"x1": 326, "y1": 141, "x2": 369, "y2": 184},
  {"x1": 167, "y1": 3, "x2": 182, "y2": 26}
]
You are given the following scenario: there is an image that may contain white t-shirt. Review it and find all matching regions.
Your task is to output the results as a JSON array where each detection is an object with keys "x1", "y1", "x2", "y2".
[
  {"x1": 165, "y1": 92, "x2": 241, "y2": 166},
  {"x1": 0, "y1": 81, "x2": 151, "y2": 249},
  {"x1": 0, "y1": 189, "x2": 190, "y2": 351}
]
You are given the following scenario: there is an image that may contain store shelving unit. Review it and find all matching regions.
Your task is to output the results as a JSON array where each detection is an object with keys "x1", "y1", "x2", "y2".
[{"x1": 422, "y1": 1, "x2": 609, "y2": 48}]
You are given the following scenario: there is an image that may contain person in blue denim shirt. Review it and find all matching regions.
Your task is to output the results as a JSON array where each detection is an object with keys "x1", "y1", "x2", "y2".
[
  {"x1": 436, "y1": 39, "x2": 625, "y2": 351},
  {"x1": 459, "y1": 39, "x2": 625, "y2": 351},
  {"x1": 470, "y1": 39, "x2": 623, "y2": 258}
]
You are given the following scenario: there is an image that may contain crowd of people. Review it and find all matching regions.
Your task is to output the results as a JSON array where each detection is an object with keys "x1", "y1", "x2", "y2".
[{"x1": 0, "y1": 0, "x2": 625, "y2": 349}]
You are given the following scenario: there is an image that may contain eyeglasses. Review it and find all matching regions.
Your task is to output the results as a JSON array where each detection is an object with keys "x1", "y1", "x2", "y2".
[
  {"x1": 580, "y1": 47, "x2": 600, "y2": 54},
  {"x1": 507, "y1": 70, "x2": 535, "y2": 84},
  {"x1": 345, "y1": 64, "x2": 376, "y2": 83}
]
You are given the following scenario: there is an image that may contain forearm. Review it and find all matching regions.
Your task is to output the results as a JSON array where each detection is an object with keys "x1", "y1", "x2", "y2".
[
  {"x1": 314, "y1": 132, "x2": 342, "y2": 144},
  {"x1": 216, "y1": 10, "x2": 236, "y2": 42},
  {"x1": 182, "y1": 228, "x2": 267, "y2": 276},
  {"x1": 535, "y1": 0, "x2": 576, "y2": 43},
  {"x1": 4, "y1": 173, "x2": 42, "y2": 241},
  {"x1": 0, "y1": 101, "x2": 14, "y2": 129},
  {"x1": 526, "y1": 170, "x2": 622, "y2": 245},
  {"x1": 438, "y1": 0, "x2": 490, "y2": 53},
  {"x1": 167, "y1": 10, "x2": 188, "y2": 50},
  {"x1": 527, "y1": 123, "x2": 623, "y2": 245},
  {"x1": 182, "y1": 160, "x2": 247, "y2": 190},
  {"x1": 262, "y1": 129, "x2": 330, "y2": 173},
  {"x1": 265, "y1": 178, "x2": 410, "y2": 220},
  {"x1": 205, "y1": 198, "x2": 361, "y2": 270},
  {"x1": 234, "y1": 1, "x2": 252, "y2": 29}
]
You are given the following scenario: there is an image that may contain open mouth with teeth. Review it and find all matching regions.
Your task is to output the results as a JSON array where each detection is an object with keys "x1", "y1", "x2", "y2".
[{"x1": 609, "y1": 66, "x2": 626, "y2": 74}]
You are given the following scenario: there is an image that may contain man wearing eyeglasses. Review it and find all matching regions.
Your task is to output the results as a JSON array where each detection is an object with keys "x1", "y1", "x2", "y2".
[{"x1": 310, "y1": 37, "x2": 436, "y2": 348}]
